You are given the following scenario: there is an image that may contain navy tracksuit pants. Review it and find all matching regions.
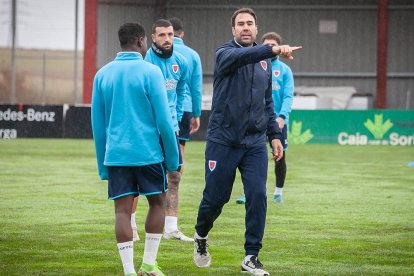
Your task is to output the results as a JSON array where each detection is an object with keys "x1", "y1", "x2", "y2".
[{"x1": 195, "y1": 140, "x2": 268, "y2": 256}]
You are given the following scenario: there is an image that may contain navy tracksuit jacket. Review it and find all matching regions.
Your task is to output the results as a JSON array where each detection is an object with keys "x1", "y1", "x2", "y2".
[{"x1": 207, "y1": 39, "x2": 281, "y2": 146}]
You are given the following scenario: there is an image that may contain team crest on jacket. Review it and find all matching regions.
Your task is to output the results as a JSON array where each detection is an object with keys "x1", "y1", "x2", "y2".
[
  {"x1": 260, "y1": 61, "x2": 267, "y2": 71},
  {"x1": 172, "y1": 64, "x2": 179, "y2": 73},
  {"x1": 273, "y1": 70, "x2": 280, "y2": 77},
  {"x1": 208, "y1": 160, "x2": 217, "y2": 171}
]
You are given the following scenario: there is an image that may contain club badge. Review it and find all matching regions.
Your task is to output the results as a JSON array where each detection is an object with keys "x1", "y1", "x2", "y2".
[
  {"x1": 273, "y1": 70, "x2": 280, "y2": 77},
  {"x1": 172, "y1": 64, "x2": 179, "y2": 73},
  {"x1": 260, "y1": 61, "x2": 267, "y2": 71},
  {"x1": 208, "y1": 160, "x2": 217, "y2": 172}
]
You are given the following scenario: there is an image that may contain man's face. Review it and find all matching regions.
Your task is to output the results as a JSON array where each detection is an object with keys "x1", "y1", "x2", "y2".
[
  {"x1": 152, "y1": 26, "x2": 174, "y2": 51},
  {"x1": 262, "y1": 38, "x2": 278, "y2": 47},
  {"x1": 232, "y1": 12, "x2": 258, "y2": 46}
]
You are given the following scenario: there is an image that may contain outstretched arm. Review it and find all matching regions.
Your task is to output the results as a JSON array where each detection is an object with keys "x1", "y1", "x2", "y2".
[
  {"x1": 216, "y1": 43, "x2": 302, "y2": 76},
  {"x1": 215, "y1": 44, "x2": 274, "y2": 76}
]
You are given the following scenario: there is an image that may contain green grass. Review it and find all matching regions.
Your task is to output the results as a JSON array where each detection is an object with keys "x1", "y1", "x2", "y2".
[{"x1": 0, "y1": 139, "x2": 413, "y2": 275}]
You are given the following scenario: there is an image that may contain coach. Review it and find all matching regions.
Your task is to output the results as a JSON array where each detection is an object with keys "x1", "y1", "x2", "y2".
[{"x1": 193, "y1": 7, "x2": 302, "y2": 275}]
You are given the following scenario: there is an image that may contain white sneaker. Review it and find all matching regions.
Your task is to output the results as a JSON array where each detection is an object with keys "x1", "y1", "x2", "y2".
[
  {"x1": 193, "y1": 237, "x2": 211, "y2": 267},
  {"x1": 163, "y1": 230, "x2": 193, "y2": 242},
  {"x1": 132, "y1": 227, "x2": 140, "y2": 241},
  {"x1": 241, "y1": 256, "x2": 269, "y2": 275}
]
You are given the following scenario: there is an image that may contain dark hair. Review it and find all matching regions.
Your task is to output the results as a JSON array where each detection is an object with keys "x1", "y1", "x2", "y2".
[
  {"x1": 169, "y1": 17, "x2": 184, "y2": 35},
  {"x1": 118, "y1": 23, "x2": 146, "y2": 48},
  {"x1": 231, "y1": 8, "x2": 257, "y2": 27},
  {"x1": 261, "y1": 32, "x2": 282, "y2": 44},
  {"x1": 152, "y1": 19, "x2": 172, "y2": 34}
]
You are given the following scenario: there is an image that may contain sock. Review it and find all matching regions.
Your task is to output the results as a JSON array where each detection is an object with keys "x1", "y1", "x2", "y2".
[
  {"x1": 117, "y1": 241, "x2": 135, "y2": 274},
  {"x1": 143, "y1": 233, "x2": 162, "y2": 266},
  {"x1": 275, "y1": 187, "x2": 283, "y2": 195},
  {"x1": 245, "y1": 254, "x2": 255, "y2": 262},
  {"x1": 131, "y1": 212, "x2": 137, "y2": 229},
  {"x1": 195, "y1": 232, "x2": 208, "y2": 240},
  {"x1": 164, "y1": 216, "x2": 178, "y2": 233}
]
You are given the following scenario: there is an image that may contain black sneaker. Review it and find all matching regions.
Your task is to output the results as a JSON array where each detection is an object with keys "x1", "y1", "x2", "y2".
[
  {"x1": 193, "y1": 237, "x2": 211, "y2": 267},
  {"x1": 241, "y1": 256, "x2": 269, "y2": 275}
]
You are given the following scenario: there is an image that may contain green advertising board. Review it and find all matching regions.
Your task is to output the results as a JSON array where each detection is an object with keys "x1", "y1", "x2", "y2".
[{"x1": 289, "y1": 110, "x2": 414, "y2": 146}]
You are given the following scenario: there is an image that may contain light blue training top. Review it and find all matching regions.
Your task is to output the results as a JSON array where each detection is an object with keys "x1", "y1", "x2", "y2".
[
  {"x1": 271, "y1": 57, "x2": 294, "y2": 126},
  {"x1": 173, "y1": 37, "x2": 203, "y2": 117},
  {"x1": 145, "y1": 48, "x2": 188, "y2": 130},
  {"x1": 91, "y1": 52, "x2": 179, "y2": 180}
]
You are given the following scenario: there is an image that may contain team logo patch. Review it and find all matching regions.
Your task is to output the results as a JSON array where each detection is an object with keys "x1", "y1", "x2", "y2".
[
  {"x1": 172, "y1": 64, "x2": 179, "y2": 73},
  {"x1": 208, "y1": 160, "x2": 217, "y2": 171},
  {"x1": 273, "y1": 70, "x2": 280, "y2": 77},
  {"x1": 260, "y1": 61, "x2": 267, "y2": 71}
]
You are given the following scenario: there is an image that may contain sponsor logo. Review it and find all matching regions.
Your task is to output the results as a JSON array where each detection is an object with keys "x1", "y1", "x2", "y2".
[
  {"x1": 208, "y1": 160, "x2": 217, "y2": 171},
  {"x1": 165, "y1": 79, "x2": 177, "y2": 90},
  {"x1": 118, "y1": 244, "x2": 134, "y2": 250},
  {"x1": 364, "y1": 114, "x2": 393, "y2": 140},
  {"x1": 172, "y1": 64, "x2": 179, "y2": 73},
  {"x1": 273, "y1": 70, "x2": 280, "y2": 77},
  {"x1": 272, "y1": 81, "x2": 281, "y2": 91},
  {"x1": 288, "y1": 121, "x2": 314, "y2": 144},
  {"x1": 0, "y1": 108, "x2": 55, "y2": 122},
  {"x1": 260, "y1": 61, "x2": 267, "y2": 71},
  {"x1": 0, "y1": 128, "x2": 17, "y2": 139},
  {"x1": 337, "y1": 114, "x2": 413, "y2": 146}
]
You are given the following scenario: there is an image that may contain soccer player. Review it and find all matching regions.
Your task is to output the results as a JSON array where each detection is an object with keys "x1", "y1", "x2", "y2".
[
  {"x1": 144, "y1": 19, "x2": 193, "y2": 242},
  {"x1": 236, "y1": 31, "x2": 294, "y2": 205},
  {"x1": 91, "y1": 22, "x2": 179, "y2": 276},
  {"x1": 168, "y1": 17, "x2": 203, "y2": 159},
  {"x1": 192, "y1": 8, "x2": 301, "y2": 275}
]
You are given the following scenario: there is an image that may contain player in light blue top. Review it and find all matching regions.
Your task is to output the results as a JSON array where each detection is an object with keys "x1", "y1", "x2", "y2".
[
  {"x1": 264, "y1": 32, "x2": 294, "y2": 203},
  {"x1": 144, "y1": 23, "x2": 188, "y2": 132},
  {"x1": 169, "y1": 17, "x2": 203, "y2": 153},
  {"x1": 91, "y1": 22, "x2": 178, "y2": 276},
  {"x1": 142, "y1": 19, "x2": 193, "y2": 242}
]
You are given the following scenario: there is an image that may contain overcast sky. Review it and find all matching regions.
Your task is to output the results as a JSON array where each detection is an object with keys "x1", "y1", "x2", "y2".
[{"x1": 0, "y1": 0, "x2": 85, "y2": 50}]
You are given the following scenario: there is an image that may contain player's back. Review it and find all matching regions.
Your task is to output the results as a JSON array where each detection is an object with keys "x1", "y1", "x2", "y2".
[{"x1": 94, "y1": 52, "x2": 169, "y2": 166}]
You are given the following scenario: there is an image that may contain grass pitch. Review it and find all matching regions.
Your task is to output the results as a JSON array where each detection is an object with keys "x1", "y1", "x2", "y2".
[{"x1": 0, "y1": 139, "x2": 413, "y2": 275}]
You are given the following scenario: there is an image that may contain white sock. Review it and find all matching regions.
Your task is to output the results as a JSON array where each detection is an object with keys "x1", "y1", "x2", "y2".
[
  {"x1": 195, "y1": 232, "x2": 208, "y2": 240},
  {"x1": 131, "y1": 212, "x2": 137, "y2": 229},
  {"x1": 245, "y1": 255, "x2": 255, "y2": 262},
  {"x1": 275, "y1": 187, "x2": 283, "y2": 195},
  {"x1": 164, "y1": 216, "x2": 178, "y2": 233},
  {"x1": 143, "y1": 233, "x2": 162, "y2": 265},
  {"x1": 117, "y1": 241, "x2": 135, "y2": 274}
]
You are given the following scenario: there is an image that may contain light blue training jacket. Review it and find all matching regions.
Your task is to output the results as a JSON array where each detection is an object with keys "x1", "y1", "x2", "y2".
[
  {"x1": 145, "y1": 48, "x2": 188, "y2": 130},
  {"x1": 271, "y1": 57, "x2": 294, "y2": 126},
  {"x1": 173, "y1": 37, "x2": 203, "y2": 117},
  {"x1": 91, "y1": 52, "x2": 179, "y2": 180}
]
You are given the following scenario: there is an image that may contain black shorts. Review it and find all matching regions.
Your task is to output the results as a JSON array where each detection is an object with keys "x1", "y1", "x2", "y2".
[
  {"x1": 107, "y1": 163, "x2": 167, "y2": 200},
  {"x1": 178, "y1": 111, "x2": 192, "y2": 141},
  {"x1": 160, "y1": 135, "x2": 183, "y2": 170}
]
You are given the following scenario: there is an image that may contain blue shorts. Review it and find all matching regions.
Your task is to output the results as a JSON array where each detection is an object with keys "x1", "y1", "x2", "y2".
[
  {"x1": 178, "y1": 111, "x2": 192, "y2": 141},
  {"x1": 107, "y1": 163, "x2": 167, "y2": 200},
  {"x1": 270, "y1": 125, "x2": 288, "y2": 151},
  {"x1": 160, "y1": 135, "x2": 183, "y2": 170}
]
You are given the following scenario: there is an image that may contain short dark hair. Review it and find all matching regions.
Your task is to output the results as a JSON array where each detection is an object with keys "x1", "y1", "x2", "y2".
[
  {"x1": 169, "y1": 17, "x2": 184, "y2": 35},
  {"x1": 118, "y1": 23, "x2": 145, "y2": 48},
  {"x1": 261, "y1": 32, "x2": 282, "y2": 44},
  {"x1": 152, "y1": 19, "x2": 172, "y2": 34},
  {"x1": 231, "y1": 8, "x2": 257, "y2": 27}
]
